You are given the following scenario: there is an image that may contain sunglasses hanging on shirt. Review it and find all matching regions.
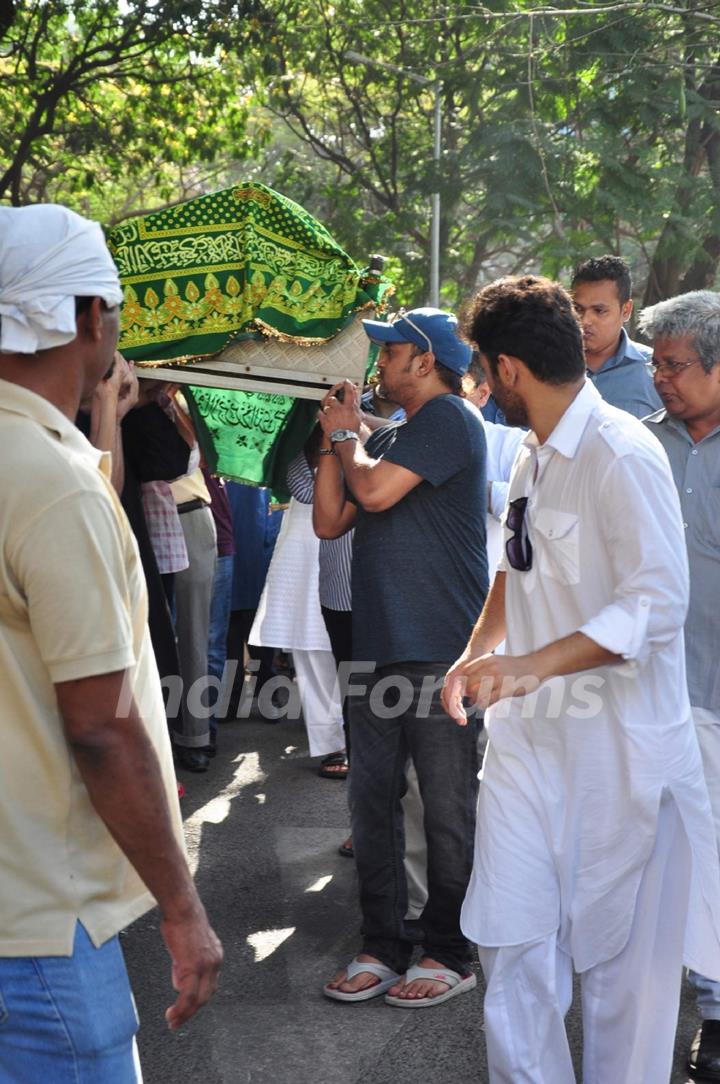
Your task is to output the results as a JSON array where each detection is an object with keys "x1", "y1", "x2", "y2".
[{"x1": 505, "y1": 496, "x2": 533, "y2": 572}]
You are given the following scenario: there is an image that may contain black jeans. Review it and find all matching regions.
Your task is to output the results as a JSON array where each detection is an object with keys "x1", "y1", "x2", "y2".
[
  {"x1": 321, "y1": 606, "x2": 353, "y2": 755},
  {"x1": 349, "y1": 661, "x2": 479, "y2": 976},
  {"x1": 224, "y1": 607, "x2": 276, "y2": 717}
]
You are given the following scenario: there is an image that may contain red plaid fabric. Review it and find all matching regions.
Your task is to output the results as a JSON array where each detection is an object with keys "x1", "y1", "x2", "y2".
[{"x1": 141, "y1": 481, "x2": 189, "y2": 574}]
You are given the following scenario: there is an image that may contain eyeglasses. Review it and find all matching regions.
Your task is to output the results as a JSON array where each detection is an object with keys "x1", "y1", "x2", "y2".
[
  {"x1": 648, "y1": 358, "x2": 701, "y2": 378},
  {"x1": 506, "y1": 496, "x2": 533, "y2": 572}
]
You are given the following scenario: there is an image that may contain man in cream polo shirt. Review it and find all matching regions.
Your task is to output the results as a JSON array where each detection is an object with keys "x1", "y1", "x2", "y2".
[{"x1": 0, "y1": 204, "x2": 222, "y2": 1082}]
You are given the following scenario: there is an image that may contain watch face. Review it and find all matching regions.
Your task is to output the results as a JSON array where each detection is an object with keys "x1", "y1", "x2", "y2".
[{"x1": 330, "y1": 428, "x2": 358, "y2": 442}]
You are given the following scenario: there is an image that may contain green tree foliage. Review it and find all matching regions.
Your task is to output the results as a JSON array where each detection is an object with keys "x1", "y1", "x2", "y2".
[
  {"x1": 4, "y1": 1, "x2": 720, "y2": 305},
  {"x1": 0, "y1": 0, "x2": 261, "y2": 219},
  {"x1": 244, "y1": 0, "x2": 720, "y2": 305}
]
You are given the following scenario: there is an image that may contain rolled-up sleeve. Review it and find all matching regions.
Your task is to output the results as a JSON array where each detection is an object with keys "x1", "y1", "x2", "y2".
[{"x1": 579, "y1": 449, "x2": 689, "y2": 666}]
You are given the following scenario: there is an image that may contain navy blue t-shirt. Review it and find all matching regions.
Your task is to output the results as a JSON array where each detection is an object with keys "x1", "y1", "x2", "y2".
[{"x1": 351, "y1": 394, "x2": 488, "y2": 668}]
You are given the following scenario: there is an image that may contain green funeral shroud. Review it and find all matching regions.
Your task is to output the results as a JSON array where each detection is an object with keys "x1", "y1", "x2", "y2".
[{"x1": 107, "y1": 182, "x2": 392, "y2": 498}]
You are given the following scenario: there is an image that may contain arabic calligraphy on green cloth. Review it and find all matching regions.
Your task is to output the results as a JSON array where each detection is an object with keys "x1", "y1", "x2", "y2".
[
  {"x1": 107, "y1": 181, "x2": 379, "y2": 359},
  {"x1": 185, "y1": 388, "x2": 317, "y2": 503},
  {"x1": 106, "y1": 182, "x2": 392, "y2": 498}
]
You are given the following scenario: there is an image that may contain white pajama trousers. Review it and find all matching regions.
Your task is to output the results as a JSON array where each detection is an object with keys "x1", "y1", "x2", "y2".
[
  {"x1": 694, "y1": 707, "x2": 720, "y2": 843},
  {"x1": 478, "y1": 792, "x2": 691, "y2": 1084},
  {"x1": 291, "y1": 649, "x2": 345, "y2": 758}
]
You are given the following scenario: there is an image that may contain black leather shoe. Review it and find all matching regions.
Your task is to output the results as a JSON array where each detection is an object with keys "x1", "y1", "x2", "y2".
[
  {"x1": 689, "y1": 1020, "x2": 720, "y2": 1080},
  {"x1": 175, "y1": 748, "x2": 210, "y2": 773}
]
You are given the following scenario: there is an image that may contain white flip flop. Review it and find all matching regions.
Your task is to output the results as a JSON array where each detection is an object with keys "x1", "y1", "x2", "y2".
[
  {"x1": 323, "y1": 957, "x2": 401, "y2": 1003},
  {"x1": 384, "y1": 964, "x2": 477, "y2": 1008}
]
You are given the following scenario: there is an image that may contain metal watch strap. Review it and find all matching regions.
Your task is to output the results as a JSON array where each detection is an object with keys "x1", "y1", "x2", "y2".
[{"x1": 330, "y1": 428, "x2": 359, "y2": 443}]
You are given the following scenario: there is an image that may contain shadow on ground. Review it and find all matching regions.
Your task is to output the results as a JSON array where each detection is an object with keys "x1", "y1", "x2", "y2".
[{"x1": 123, "y1": 712, "x2": 703, "y2": 1084}]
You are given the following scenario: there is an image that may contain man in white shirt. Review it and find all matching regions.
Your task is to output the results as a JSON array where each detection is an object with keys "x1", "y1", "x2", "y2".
[{"x1": 443, "y1": 274, "x2": 720, "y2": 1083}]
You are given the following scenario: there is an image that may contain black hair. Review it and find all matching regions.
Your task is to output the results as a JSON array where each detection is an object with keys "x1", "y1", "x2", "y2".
[
  {"x1": 571, "y1": 255, "x2": 632, "y2": 305},
  {"x1": 398, "y1": 341, "x2": 463, "y2": 393},
  {"x1": 465, "y1": 275, "x2": 585, "y2": 386},
  {"x1": 434, "y1": 360, "x2": 463, "y2": 395},
  {"x1": 466, "y1": 350, "x2": 487, "y2": 387}
]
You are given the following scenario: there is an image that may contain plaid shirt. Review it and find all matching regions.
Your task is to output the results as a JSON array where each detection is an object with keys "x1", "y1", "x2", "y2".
[{"x1": 141, "y1": 480, "x2": 189, "y2": 574}]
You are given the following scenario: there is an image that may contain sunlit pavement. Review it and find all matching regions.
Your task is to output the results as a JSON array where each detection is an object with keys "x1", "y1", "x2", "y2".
[{"x1": 124, "y1": 711, "x2": 704, "y2": 1084}]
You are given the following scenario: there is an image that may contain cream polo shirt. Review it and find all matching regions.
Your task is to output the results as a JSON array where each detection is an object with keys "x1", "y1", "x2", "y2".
[{"x1": 0, "y1": 379, "x2": 184, "y2": 956}]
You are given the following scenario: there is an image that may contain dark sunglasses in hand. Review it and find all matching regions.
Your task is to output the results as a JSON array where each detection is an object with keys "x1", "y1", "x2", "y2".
[{"x1": 506, "y1": 496, "x2": 533, "y2": 572}]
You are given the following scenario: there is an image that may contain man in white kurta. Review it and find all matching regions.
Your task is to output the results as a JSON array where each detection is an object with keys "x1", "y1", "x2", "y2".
[{"x1": 443, "y1": 274, "x2": 720, "y2": 1084}]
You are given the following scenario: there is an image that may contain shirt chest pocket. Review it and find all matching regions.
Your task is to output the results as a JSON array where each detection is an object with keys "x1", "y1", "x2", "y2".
[{"x1": 531, "y1": 507, "x2": 581, "y2": 585}]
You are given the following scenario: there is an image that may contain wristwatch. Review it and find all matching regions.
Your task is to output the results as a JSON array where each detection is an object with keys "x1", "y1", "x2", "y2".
[{"x1": 330, "y1": 428, "x2": 359, "y2": 444}]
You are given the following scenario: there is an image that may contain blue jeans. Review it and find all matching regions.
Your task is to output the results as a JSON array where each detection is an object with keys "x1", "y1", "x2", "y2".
[
  {"x1": 349, "y1": 662, "x2": 479, "y2": 976},
  {"x1": 208, "y1": 554, "x2": 234, "y2": 734},
  {"x1": 0, "y1": 922, "x2": 140, "y2": 1083}
]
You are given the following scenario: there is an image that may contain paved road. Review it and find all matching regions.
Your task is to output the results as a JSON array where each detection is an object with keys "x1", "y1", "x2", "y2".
[{"x1": 124, "y1": 710, "x2": 703, "y2": 1084}]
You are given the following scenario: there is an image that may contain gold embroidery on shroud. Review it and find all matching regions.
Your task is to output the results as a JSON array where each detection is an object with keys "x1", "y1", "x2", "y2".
[{"x1": 119, "y1": 276, "x2": 376, "y2": 352}]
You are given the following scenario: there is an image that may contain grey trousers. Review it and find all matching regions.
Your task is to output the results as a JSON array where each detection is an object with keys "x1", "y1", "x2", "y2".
[{"x1": 172, "y1": 505, "x2": 216, "y2": 748}]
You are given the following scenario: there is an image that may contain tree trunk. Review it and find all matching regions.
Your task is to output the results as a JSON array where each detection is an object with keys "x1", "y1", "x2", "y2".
[
  {"x1": 643, "y1": 114, "x2": 705, "y2": 305},
  {"x1": 678, "y1": 127, "x2": 720, "y2": 293},
  {"x1": 644, "y1": 54, "x2": 720, "y2": 305}
]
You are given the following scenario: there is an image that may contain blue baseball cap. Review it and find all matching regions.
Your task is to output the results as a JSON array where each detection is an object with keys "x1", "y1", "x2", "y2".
[{"x1": 362, "y1": 307, "x2": 472, "y2": 376}]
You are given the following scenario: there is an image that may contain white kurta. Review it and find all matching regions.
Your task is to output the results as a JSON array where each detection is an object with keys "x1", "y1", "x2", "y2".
[{"x1": 461, "y1": 381, "x2": 720, "y2": 978}]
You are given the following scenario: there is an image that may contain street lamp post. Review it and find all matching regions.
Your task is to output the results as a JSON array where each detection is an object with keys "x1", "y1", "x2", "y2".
[
  {"x1": 430, "y1": 84, "x2": 441, "y2": 310},
  {"x1": 344, "y1": 50, "x2": 442, "y2": 307}
]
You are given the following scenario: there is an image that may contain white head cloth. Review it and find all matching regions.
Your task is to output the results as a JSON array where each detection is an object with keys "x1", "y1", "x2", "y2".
[{"x1": 0, "y1": 204, "x2": 124, "y2": 354}]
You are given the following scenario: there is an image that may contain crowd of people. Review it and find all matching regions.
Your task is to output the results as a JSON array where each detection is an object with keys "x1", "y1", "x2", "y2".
[{"x1": 1, "y1": 202, "x2": 720, "y2": 1084}]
